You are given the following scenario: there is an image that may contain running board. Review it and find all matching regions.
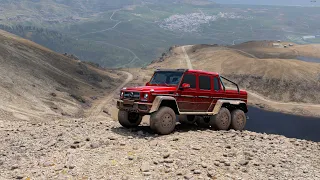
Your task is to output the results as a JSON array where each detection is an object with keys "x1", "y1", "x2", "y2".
[
  {"x1": 179, "y1": 112, "x2": 218, "y2": 115},
  {"x1": 180, "y1": 112, "x2": 250, "y2": 120}
]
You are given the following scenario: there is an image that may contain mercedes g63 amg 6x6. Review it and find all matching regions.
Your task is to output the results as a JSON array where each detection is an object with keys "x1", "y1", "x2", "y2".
[{"x1": 117, "y1": 69, "x2": 248, "y2": 135}]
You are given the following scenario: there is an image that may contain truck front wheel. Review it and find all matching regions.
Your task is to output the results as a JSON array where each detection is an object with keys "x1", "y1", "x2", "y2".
[
  {"x1": 118, "y1": 110, "x2": 142, "y2": 128},
  {"x1": 210, "y1": 108, "x2": 231, "y2": 130},
  {"x1": 150, "y1": 107, "x2": 176, "y2": 135},
  {"x1": 230, "y1": 109, "x2": 246, "y2": 131}
]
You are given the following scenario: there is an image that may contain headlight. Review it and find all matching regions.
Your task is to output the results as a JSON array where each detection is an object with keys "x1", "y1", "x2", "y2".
[
  {"x1": 141, "y1": 93, "x2": 149, "y2": 101},
  {"x1": 120, "y1": 92, "x2": 124, "y2": 98}
]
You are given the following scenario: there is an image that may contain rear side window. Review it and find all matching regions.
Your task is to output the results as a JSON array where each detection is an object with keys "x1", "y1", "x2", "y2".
[
  {"x1": 213, "y1": 77, "x2": 220, "y2": 90},
  {"x1": 199, "y1": 76, "x2": 211, "y2": 90},
  {"x1": 181, "y1": 74, "x2": 196, "y2": 88}
]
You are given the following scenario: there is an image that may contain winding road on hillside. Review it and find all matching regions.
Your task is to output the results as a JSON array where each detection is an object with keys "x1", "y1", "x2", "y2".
[
  {"x1": 73, "y1": 9, "x2": 142, "y2": 66},
  {"x1": 180, "y1": 45, "x2": 320, "y2": 108}
]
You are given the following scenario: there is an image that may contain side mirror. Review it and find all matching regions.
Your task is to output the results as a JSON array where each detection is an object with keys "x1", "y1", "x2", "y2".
[
  {"x1": 180, "y1": 83, "x2": 191, "y2": 89},
  {"x1": 146, "y1": 82, "x2": 150, "y2": 86}
]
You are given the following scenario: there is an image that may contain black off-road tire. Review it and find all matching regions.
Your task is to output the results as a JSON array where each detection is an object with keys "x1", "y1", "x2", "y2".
[
  {"x1": 118, "y1": 110, "x2": 142, "y2": 128},
  {"x1": 150, "y1": 107, "x2": 176, "y2": 135},
  {"x1": 210, "y1": 108, "x2": 231, "y2": 130},
  {"x1": 150, "y1": 116, "x2": 156, "y2": 130},
  {"x1": 230, "y1": 109, "x2": 246, "y2": 131},
  {"x1": 179, "y1": 115, "x2": 197, "y2": 125},
  {"x1": 196, "y1": 116, "x2": 211, "y2": 128}
]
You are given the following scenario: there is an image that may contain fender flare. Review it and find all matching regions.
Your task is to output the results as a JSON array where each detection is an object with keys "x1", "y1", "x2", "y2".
[
  {"x1": 212, "y1": 99, "x2": 246, "y2": 115},
  {"x1": 149, "y1": 96, "x2": 179, "y2": 113}
]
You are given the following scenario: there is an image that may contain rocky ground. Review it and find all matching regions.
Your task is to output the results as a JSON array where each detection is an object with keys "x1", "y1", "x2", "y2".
[{"x1": 0, "y1": 113, "x2": 319, "y2": 180}]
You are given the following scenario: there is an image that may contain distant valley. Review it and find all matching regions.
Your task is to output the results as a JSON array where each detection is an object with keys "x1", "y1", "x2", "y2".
[{"x1": 0, "y1": 0, "x2": 320, "y2": 68}]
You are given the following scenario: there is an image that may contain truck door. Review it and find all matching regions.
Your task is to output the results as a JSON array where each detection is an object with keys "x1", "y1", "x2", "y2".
[
  {"x1": 195, "y1": 75, "x2": 213, "y2": 112},
  {"x1": 176, "y1": 73, "x2": 197, "y2": 112},
  {"x1": 207, "y1": 76, "x2": 226, "y2": 111}
]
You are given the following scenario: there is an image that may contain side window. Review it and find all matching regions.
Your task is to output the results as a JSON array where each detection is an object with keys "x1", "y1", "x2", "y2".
[
  {"x1": 213, "y1": 77, "x2": 220, "y2": 91},
  {"x1": 199, "y1": 76, "x2": 211, "y2": 90},
  {"x1": 181, "y1": 74, "x2": 196, "y2": 88}
]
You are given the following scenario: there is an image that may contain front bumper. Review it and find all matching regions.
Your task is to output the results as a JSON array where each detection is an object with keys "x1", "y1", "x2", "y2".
[{"x1": 117, "y1": 99, "x2": 153, "y2": 114}]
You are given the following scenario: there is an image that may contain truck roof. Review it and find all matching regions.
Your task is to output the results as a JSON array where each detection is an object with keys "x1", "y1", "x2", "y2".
[
  {"x1": 187, "y1": 69, "x2": 219, "y2": 76},
  {"x1": 155, "y1": 69, "x2": 220, "y2": 76}
]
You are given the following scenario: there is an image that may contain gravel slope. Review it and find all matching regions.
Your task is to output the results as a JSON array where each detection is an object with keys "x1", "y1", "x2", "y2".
[{"x1": 1, "y1": 115, "x2": 319, "y2": 180}]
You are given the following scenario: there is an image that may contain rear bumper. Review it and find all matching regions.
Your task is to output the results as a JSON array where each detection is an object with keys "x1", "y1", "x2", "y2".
[{"x1": 116, "y1": 100, "x2": 153, "y2": 114}]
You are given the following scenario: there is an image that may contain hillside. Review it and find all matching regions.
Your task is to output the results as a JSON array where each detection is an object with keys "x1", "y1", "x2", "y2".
[
  {"x1": 0, "y1": 24, "x2": 136, "y2": 67},
  {"x1": 0, "y1": 0, "x2": 138, "y2": 26},
  {"x1": 0, "y1": 29, "x2": 123, "y2": 120}
]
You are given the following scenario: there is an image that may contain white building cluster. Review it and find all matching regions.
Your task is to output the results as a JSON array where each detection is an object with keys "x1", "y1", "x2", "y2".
[{"x1": 159, "y1": 12, "x2": 249, "y2": 33}]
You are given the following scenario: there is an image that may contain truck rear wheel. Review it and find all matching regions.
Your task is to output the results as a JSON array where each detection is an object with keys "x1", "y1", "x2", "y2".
[
  {"x1": 210, "y1": 108, "x2": 231, "y2": 130},
  {"x1": 118, "y1": 110, "x2": 142, "y2": 128},
  {"x1": 150, "y1": 107, "x2": 176, "y2": 135},
  {"x1": 231, "y1": 109, "x2": 246, "y2": 131}
]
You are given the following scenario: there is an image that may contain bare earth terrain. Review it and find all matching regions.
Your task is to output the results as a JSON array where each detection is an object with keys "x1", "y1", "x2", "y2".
[{"x1": 0, "y1": 31, "x2": 320, "y2": 179}]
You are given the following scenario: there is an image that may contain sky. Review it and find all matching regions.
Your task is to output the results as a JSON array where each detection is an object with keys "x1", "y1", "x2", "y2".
[{"x1": 213, "y1": 0, "x2": 320, "y2": 6}]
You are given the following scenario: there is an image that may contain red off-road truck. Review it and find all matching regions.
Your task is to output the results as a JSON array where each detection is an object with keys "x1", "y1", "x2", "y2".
[{"x1": 117, "y1": 69, "x2": 248, "y2": 135}]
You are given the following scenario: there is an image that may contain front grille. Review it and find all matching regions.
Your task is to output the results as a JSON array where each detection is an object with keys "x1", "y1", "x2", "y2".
[
  {"x1": 123, "y1": 104, "x2": 133, "y2": 108},
  {"x1": 124, "y1": 92, "x2": 140, "y2": 100}
]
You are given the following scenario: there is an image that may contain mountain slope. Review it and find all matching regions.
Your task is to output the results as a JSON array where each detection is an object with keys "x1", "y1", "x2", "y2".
[
  {"x1": 148, "y1": 42, "x2": 320, "y2": 103},
  {"x1": 0, "y1": 29, "x2": 120, "y2": 120},
  {"x1": 121, "y1": 41, "x2": 320, "y2": 116},
  {"x1": 0, "y1": 24, "x2": 136, "y2": 67}
]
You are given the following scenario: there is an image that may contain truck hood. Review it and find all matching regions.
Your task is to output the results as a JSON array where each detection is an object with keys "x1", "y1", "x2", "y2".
[{"x1": 123, "y1": 86, "x2": 177, "y2": 92}]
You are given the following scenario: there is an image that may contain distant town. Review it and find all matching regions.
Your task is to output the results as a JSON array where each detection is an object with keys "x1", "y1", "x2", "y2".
[{"x1": 159, "y1": 12, "x2": 251, "y2": 33}]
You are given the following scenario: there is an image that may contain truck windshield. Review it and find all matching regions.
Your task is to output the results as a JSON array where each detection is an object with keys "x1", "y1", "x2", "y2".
[{"x1": 149, "y1": 71, "x2": 184, "y2": 86}]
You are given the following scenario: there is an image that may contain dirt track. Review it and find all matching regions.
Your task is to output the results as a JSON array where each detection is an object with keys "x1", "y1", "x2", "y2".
[{"x1": 87, "y1": 71, "x2": 133, "y2": 119}]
